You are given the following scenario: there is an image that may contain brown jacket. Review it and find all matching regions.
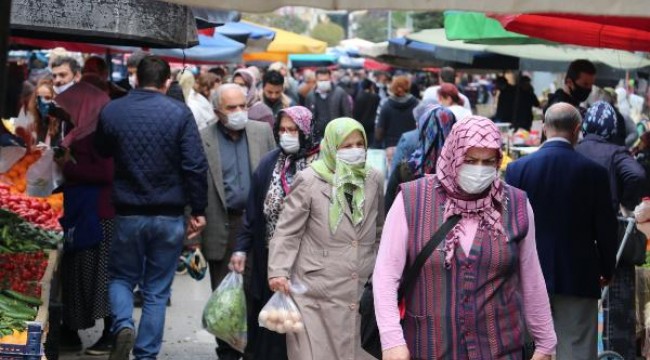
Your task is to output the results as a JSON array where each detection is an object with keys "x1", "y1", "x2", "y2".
[{"x1": 268, "y1": 167, "x2": 385, "y2": 360}]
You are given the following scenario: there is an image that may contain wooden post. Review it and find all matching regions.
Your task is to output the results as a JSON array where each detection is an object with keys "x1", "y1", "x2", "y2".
[{"x1": 0, "y1": 0, "x2": 13, "y2": 118}]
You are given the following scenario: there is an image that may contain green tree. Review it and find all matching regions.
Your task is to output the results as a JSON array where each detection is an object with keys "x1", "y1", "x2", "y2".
[
  {"x1": 311, "y1": 22, "x2": 345, "y2": 46},
  {"x1": 411, "y1": 12, "x2": 444, "y2": 32},
  {"x1": 354, "y1": 13, "x2": 388, "y2": 43},
  {"x1": 243, "y1": 13, "x2": 308, "y2": 34}
]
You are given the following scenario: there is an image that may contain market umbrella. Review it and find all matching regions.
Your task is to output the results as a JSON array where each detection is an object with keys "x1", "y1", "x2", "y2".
[
  {"x1": 191, "y1": 8, "x2": 240, "y2": 29},
  {"x1": 212, "y1": 21, "x2": 276, "y2": 53},
  {"x1": 159, "y1": 0, "x2": 650, "y2": 17},
  {"x1": 10, "y1": 0, "x2": 198, "y2": 48},
  {"x1": 243, "y1": 22, "x2": 327, "y2": 63},
  {"x1": 490, "y1": 13, "x2": 650, "y2": 52},
  {"x1": 289, "y1": 53, "x2": 338, "y2": 68},
  {"x1": 408, "y1": 28, "x2": 650, "y2": 71},
  {"x1": 151, "y1": 33, "x2": 245, "y2": 64},
  {"x1": 444, "y1": 11, "x2": 551, "y2": 45}
]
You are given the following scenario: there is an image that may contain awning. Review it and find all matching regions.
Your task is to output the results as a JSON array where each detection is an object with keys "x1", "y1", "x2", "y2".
[
  {"x1": 444, "y1": 11, "x2": 550, "y2": 45},
  {"x1": 191, "y1": 8, "x2": 240, "y2": 29},
  {"x1": 491, "y1": 13, "x2": 650, "y2": 52},
  {"x1": 11, "y1": 0, "x2": 198, "y2": 48},
  {"x1": 213, "y1": 21, "x2": 275, "y2": 53},
  {"x1": 243, "y1": 22, "x2": 326, "y2": 63},
  {"x1": 150, "y1": 33, "x2": 245, "y2": 64},
  {"x1": 159, "y1": 0, "x2": 650, "y2": 17},
  {"x1": 288, "y1": 53, "x2": 338, "y2": 68}
]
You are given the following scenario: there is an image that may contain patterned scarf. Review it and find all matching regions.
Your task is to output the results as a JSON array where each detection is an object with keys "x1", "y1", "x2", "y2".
[
  {"x1": 435, "y1": 116, "x2": 505, "y2": 267},
  {"x1": 311, "y1": 118, "x2": 369, "y2": 234},
  {"x1": 264, "y1": 106, "x2": 316, "y2": 241},
  {"x1": 407, "y1": 105, "x2": 457, "y2": 177},
  {"x1": 582, "y1": 101, "x2": 620, "y2": 143}
]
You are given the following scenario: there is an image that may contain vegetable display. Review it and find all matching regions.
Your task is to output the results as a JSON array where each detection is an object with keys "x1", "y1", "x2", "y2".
[
  {"x1": 202, "y1": 271, "x2": 247, "y2": 353},
  {"x1": 0, "y1": 184, "x2": 62, "y2": 232}
]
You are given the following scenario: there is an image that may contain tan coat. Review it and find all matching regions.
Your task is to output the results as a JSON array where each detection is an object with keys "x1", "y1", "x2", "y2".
[{"x1": 268, "y1": 167, "x2": 385, "y2": 360}]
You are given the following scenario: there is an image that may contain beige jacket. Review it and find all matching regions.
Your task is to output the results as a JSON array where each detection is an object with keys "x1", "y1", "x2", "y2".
[
  {"x1": 199, "y1": 120, "x2": 276, "y2": 261},
  {"x1": 268, "y1": 167, "x2": 385, "y2": 360}
]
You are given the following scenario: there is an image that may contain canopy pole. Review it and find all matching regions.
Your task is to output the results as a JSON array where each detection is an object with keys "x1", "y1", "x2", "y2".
[{"x1": 0, "y1": 0, "x2": 12, "y2": 118}]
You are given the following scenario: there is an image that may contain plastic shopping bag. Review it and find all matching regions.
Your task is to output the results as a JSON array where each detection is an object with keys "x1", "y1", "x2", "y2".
[
  {"x1": 0, "y1": 146, "x2": 26, "y2": 173},
  {"x1": 258, "y1": 292, "x2": 304, "y2": 334},
  {"x1": 26, "y1": 149, "x2": 54, "y2": 197},
  {"x1": 202, "y1": 271, "x2": 247, "y2": 352}
]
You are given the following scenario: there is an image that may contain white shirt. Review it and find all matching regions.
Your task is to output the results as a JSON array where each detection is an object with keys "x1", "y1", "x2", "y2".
[
  {"x1": 422, "y1": 85, "x2": 472, "y2": 112},
  {"x1": 448, "y1": 105, "x2": 473, "y2": 122},
  {"x1": 186, "y1": 89, "x2": 217, "y2": 131}
]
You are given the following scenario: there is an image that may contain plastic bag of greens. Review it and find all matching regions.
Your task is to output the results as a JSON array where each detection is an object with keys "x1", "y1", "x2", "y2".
[
  {"x1": 202, "y1": 271, "x2": 247, "y2": 352},
  {"x1": 258, "y1": 291, "x2": 304, "y2": 334}
]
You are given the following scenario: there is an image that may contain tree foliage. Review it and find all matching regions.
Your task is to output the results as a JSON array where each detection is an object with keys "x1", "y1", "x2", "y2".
[
  {"x1": 243, "y1": 13, "x2": 308, "y2": 34},
  {"x1": 411, "y1": 12, "x2": 444, "y2": 32},
  {"x1": 310, "y1": 22, "x2": 345, "y2": 46},
  {"x1": 354, "y1": 13, "x2": 388, "y2": 43}
]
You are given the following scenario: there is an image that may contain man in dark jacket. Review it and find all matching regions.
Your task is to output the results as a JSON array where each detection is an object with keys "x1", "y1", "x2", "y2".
[
  {"x1": 95, "y1": 55, "x2": 208, "y2": 360},
  {"x1": 505, "y1": 102, "x2": 617, "y2": 360},
  {"x1": 545, "y1": 59, "x2": 596, "y2": 114},
  {"x1": 353, "y1": 79, "x2": 380, "y2": 148},
  {"x1": 304, "y1": 67, "x2": 353, "y2": 141}
]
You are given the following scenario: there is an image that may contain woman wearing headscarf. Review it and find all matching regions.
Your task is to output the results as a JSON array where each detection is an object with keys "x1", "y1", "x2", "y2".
[
  {"x1": 267, "y1": 118, "x2": 385, "y2": 360},
  {"x1": 576, "y1": 101, "x2": 647, "y2": 360},
  {"x1": 374, "y1": 117, "x2": 556, "y2": 360},
  {"x1": 54, "y1": 81, "x2": 115, "y2": 355},
  {"x1": 385, "y1": 105, "x2": 456, "y2": 212},
  {"x1": 229, "y1": 106, "x2": 319, "y2": 360},
  {"x1": 233, "y1": 68, "x2": 275, "y2": 128}
]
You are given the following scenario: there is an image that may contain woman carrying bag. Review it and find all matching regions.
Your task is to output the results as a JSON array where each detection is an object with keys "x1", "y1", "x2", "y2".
[
  {"x1": 373, "y1": 117, "x2": 556, "y2": 360},
  {"x1": 267, "y1": 117, "x2": 385, "y2": 360}
]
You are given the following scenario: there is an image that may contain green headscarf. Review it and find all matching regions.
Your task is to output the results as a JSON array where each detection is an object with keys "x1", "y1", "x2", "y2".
[{"x1": 311, "y1": 118, "x2": 369, "y2": 234}]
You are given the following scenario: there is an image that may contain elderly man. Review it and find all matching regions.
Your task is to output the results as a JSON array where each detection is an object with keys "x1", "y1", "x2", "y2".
[
  {"x1": 51, "y1": 56, "x2": 81, "y2": 95},
  {"x1": 505, "y1": 103, "x2": 618, "y2": 360},
  {"x1": 200, "y1": 83, "x2": 276, "y2": 360}
]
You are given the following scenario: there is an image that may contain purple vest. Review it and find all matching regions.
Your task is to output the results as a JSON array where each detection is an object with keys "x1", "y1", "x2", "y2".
[{"x1": 401, "y1": 176, "x2": 529, "y2": 360}]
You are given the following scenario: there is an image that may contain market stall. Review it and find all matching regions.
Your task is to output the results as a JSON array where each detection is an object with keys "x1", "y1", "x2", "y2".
[{"x1": 0, "y1": 149, "x2": 63, "y2": 359}]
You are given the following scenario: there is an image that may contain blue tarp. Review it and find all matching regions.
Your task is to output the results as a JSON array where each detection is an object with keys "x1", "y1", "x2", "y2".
[
  {"x1": 151, "y1": 33, "x2": 245, "y2": 64},
  {"x1": 216, "y1": 21, "x2": 275, "y2": 44}
]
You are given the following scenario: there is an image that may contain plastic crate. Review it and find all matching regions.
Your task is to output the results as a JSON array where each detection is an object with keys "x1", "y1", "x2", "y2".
[{"x1": 0, "y1": 322, "x2": 43, "y2": 360}]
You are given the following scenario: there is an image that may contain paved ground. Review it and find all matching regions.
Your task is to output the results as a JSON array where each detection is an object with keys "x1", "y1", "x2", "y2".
[{"x1": 59, "y1": 273, "x2": 217, "y2": 360}]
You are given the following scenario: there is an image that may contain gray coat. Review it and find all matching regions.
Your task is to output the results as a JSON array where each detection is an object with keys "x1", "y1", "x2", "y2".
[
  {"x1": 268, "y1": 167, "x2": 385, "y2": 360},
  {"x1": 199, "y1": 120, "x2": 276, "y2": 261}
]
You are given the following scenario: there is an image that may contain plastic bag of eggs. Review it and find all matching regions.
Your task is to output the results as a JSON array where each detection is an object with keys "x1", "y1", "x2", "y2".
[{"x1": 258, "y1": 293, "x2": 304, "y2": 333}]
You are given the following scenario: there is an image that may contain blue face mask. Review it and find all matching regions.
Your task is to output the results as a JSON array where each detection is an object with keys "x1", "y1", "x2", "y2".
[{"x1": 37, "y1": 96, "x2": 52, "y2": 119}]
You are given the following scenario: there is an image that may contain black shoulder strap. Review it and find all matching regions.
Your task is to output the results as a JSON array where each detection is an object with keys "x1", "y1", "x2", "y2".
[{"x1": 397, "y1": 215, "x2": 461, "y2": 300}]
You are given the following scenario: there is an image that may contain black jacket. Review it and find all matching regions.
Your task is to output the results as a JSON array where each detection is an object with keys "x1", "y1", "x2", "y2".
[
  {"x1": 377, "y1": 96, "x2": 419, "y2": 148},
  {"x1": 95, "y1": 89, "x2": 208, "y2": 216},
  {"x1": 505, "y1": 141, "x2": 618, "y2": 298}
]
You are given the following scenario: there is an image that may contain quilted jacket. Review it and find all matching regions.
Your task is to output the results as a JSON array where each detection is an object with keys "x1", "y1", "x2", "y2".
[{"x1": 95, "y1": 89, "x2": 208, "y2": 216}]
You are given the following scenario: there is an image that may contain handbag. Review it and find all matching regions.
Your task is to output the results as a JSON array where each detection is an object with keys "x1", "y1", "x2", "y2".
[{"x1": 359, "y1": 215, "x2": 461, "y2": 359}]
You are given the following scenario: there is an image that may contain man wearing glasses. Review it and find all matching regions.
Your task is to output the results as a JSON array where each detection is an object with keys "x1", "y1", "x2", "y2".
[{"x1": 199, "y1": 83, "x2": 276, "y2": 360}]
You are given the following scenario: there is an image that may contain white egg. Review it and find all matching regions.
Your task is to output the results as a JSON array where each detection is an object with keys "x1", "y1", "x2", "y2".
[
  {"x1": 290, "y1": 311, "x2": 301, "y2": 322},
  {"x1": 278, "y1": 309, "x2": 289, "y2": 321},
  {"x1": 267, "y1": 309, "x2": 279, "y2": 322},
  {"x1": 275, "y1": 324, "x2": 286, "y2": 334},
  {"x1": 284, "y1": 319, "x2": 294, "y2": 329},
  {"x1": 258, "y1": 310, "x2": 269, "y2": 323},
  {"x1": 265, "y1": 322, "x2": 277, "y2": 331}
]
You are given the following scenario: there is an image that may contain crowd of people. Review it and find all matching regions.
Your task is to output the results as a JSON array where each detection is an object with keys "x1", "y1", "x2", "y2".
[{"x1": 4, "y1": 50, "x2": 650, "y2": 360}]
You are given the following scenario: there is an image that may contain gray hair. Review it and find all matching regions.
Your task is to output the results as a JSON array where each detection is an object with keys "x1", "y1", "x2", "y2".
[
  {"x1": 545, "y1": 102, "x2": 582, "y2": 133},
  {"x1": 211, "y1": 83, "x2": 247, "y2": 109}
]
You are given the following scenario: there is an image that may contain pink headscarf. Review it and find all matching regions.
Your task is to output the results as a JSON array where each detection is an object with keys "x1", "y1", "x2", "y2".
[
  {"x1": 435, "y1": 116, "x2": 505, "y2": 267},
  {"x1": 56, "y1": 81, "x2": 110, "y2": 148},
  {"x1": 233, "y1": 68, "x2": 261, "y2": 107}
]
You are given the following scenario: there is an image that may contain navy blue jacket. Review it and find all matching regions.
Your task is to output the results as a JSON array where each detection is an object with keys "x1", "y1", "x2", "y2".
[
  {"x1": 234, "y1": 148, "x2": 280, "y2": 300},
  {"x1": 95, "y1": 89, "x2": 208, "y2": 216},
  {"x1": 576, "y1": 134, "x2": 647, "y2": 211},
  {"x1": 505, "y1": 141, "x2": 618, "y2": 298}
]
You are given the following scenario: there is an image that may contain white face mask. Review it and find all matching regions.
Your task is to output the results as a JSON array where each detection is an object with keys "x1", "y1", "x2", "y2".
[
  {"x1": 53, "y1": 81, "x2": 75, "y2": 95},
  {"x1": 336, "y1": 148, "x2": 366, "y2": 165},
  {"x1": 457, "y1": 164, "x2": 498, "y2": 194},
  {"x1": 224, "y1": 111, "x2": 248, "y2": 131},
  {"x1": 128, "y1": 74, "x2": 137, "y2": 88},
  {"x1": 279, "y1": 133, "x2": 300, "y2": 154},
  {"x1": 317, "y1": 81, "x2": 331, "y2": 93}
]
